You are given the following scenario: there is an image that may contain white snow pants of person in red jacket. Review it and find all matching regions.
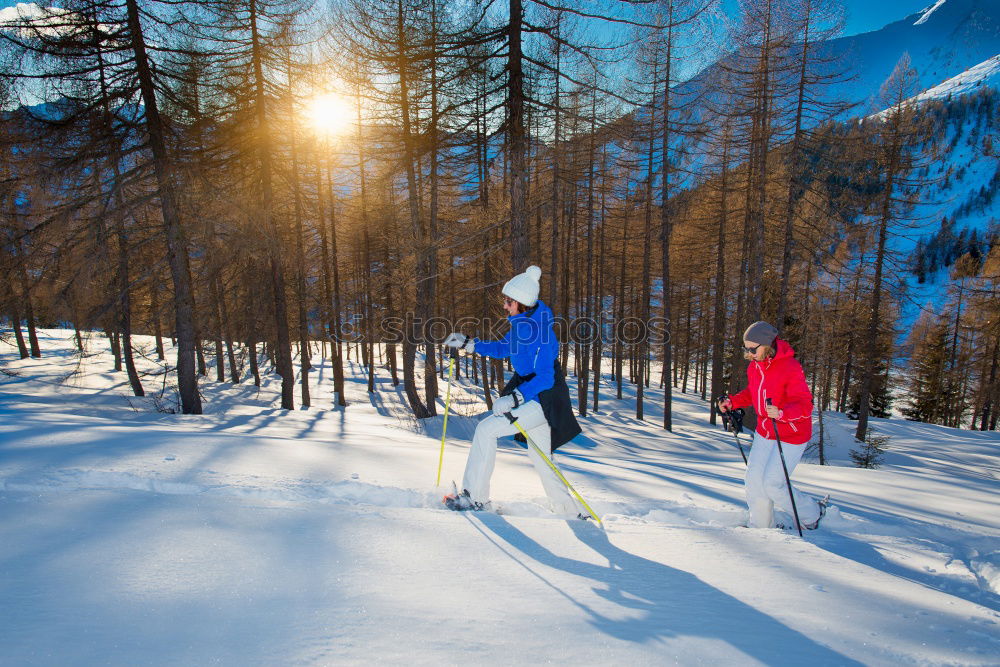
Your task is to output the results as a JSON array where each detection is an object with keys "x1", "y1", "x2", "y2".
[
  {"x1": 462, "y1": 400, "x2": 577, "y2": 515},
  {"x1": 745, "y1": 432, "x2": 822, "y2": 529}
]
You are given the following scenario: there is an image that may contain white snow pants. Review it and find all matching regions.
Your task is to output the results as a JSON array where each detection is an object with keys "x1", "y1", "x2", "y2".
[
  {"x1": 462, "y1": 400, "x2": 578, "y2": 515},
  {"x1": 745, "y1": 432, "x2": 821, "y2": 529}
]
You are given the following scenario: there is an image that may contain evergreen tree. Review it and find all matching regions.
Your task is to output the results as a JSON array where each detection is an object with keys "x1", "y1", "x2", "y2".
[
  {"x1": 850, "y1": 431, "x2": 888, "y2": 469},
  {"x1": 903, "y1": 314, "x2": 951, "y2": 423}
]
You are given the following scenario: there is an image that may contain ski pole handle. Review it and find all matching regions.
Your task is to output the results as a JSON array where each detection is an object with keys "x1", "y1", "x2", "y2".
[{"x1": 716, "y1": 396, "x2": 747, "y2": 465}]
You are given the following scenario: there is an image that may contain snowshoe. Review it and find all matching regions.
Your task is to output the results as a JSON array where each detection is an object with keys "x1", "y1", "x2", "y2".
[
  {"x1": 443, "y1": 484, "x2": 484, "y2": 512},
  {"x1": 803, "y1": 495, "x2": 830, "y2": 531},
  {"x1": 776, "y1": 495, "x2": 829, "y2": 531}
]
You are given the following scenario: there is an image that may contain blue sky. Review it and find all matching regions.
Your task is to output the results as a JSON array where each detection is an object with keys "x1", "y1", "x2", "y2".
[
  {"x1": 831, "y1": 0, "x2": 935, "y2": 35},
  {"x1": 0, "y1": 0, "x2": 936, "y2": 37},
  {"x1": 717, "y1": 0, "x2": 934, "y2": 36}
]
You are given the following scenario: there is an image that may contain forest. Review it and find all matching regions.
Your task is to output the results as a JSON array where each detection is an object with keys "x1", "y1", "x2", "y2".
[{"x1": 1, "y1": 0, "x2": 998, "y2": 450}]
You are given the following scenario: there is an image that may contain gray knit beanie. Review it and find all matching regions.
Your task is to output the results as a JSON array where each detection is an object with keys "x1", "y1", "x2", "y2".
[{"x1": 743, "y1": 321, "x2": 778, "y2": 347}]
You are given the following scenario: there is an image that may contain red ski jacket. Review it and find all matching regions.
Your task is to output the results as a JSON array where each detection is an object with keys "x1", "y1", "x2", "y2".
[{"x1": 728, "y1": 338, "x2": 813, "y2": 445}]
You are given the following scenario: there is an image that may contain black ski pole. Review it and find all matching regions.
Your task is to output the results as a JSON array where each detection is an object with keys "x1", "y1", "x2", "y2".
[
  {"x1": 729, "y1": 411, "x2": 748, "y2": 465},
  {"x1": 766, "y1": 398, "x2": 803, "y2": 537}
]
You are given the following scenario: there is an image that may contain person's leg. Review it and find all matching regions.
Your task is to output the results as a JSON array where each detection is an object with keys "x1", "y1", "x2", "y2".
[
  {"x1": 745, "y1": 433, "x2": 776, "y2": 528},
  {"x1": 761, "y1": 442, "x2": 820, "y2": 527},
  {"x1": 462, "y1": 413, "x2": 518, "y2": 504},
  {"x1": 513, "y1": 401, "x2": 578, "y2": 515}
]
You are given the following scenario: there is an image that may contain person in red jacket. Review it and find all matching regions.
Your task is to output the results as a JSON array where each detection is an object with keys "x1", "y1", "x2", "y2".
[{"x1": 718, "y1": 321, "x2": 826, "y2": 530}]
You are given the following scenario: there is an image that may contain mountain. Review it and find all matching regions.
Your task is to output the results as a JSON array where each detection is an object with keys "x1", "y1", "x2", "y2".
[
  {"x1": 653, "y1": 1, "x2": 1000, "y2": 334},
  {"x1": 906, "y1": 53, "x2": 1000, "y2": 105},
  {"x1": 821, "y1": 0, "x2": 1000, "y2": 111},
  {"x1": 841, "y1": 3, "x2": 1000, "y2": 309}
]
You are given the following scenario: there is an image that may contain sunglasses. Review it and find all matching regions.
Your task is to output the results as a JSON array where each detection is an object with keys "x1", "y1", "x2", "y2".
[
  {"x1": 503, "y1": 296, "x2": 517, "y2": 306},
  {"x1": 743, "y1": 344, "x2": 761, "y2": 354}
]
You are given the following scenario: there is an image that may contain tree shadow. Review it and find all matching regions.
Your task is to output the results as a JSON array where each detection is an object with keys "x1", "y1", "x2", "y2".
[
  {"x1": 807, "y1": 531, "x2": 1000, "y2": 613},
  {"x1": 471, "y1": 514, "x2": 862, "y2": 664}
]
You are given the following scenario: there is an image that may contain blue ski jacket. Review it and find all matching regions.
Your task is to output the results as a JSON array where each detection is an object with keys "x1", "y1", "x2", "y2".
[{"x1": 474, "y1": 300, "x2": 558, "y2": 403}]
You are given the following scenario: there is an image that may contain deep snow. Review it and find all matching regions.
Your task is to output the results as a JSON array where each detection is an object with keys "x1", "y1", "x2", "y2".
[{"x1": 1, "y1": 330, "x2": 998, "y2": 665}]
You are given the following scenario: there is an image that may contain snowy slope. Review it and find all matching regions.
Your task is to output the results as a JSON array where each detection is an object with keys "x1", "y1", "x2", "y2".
[
  {"x1": 818, "y1": 0, "x2": 1000, "y2": 112},
  {"x1": 1, "y1": 331, "x2": 998, "y2": 665},
  {"x1": 911, "y1": 53, "x2": 1000, "y2": 102},
  {"x1": 866, "y1": 81, "x2": 1000, "y2": 330},
  {"x1": 870, "y1": 54, "x2": 1000, "y2": 119},
  {"x1": 675, "y1": 0, "x2": 1000, "y2": 123},
  {"x1": 915, "y1": 1, "x2": 950, "y2": 26}
]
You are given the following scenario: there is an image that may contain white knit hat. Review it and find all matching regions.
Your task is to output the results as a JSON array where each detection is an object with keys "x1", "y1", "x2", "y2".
[{"x1": 502, "y1": 265, "x2": 542, "y2": 307}]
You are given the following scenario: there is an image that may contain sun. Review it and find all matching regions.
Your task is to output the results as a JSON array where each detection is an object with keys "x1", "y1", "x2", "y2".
[{"x1": 304, "y1": 93, "x2": 353, "y2": 137}]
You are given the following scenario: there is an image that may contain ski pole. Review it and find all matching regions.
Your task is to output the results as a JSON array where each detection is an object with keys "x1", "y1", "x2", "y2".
[
  {"x1": 504, "y1": 412, "x2": 602, "y2": 526},
  {"x1": 766, "y1": 398, "x2": 803, "y2": 537},
  {"x1": 732, "y1": 430, "x2": 747, "y2": 465},
  {"x1": 725, "y1": 410, "x2": 748, "y2": 465},
  {"x1": 435, "y1": 348, "x2": 458, "y2": 487}
]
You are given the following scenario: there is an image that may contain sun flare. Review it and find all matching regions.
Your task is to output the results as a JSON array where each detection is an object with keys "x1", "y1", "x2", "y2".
[{"x1": 305, "y1": 93, "x2": 353, "y2": 136}]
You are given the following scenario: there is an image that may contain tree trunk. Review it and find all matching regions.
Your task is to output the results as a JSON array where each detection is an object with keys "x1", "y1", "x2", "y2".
[
  {"x1": 776, "y1": 4, "x2": 813, "y2": 326},
  {"x1": 659, "y1": 5, "x2": 676, "y2": 431},
  {"x1": 220, "y1": 282, "x2": 239, "y2": 384},
  {"x1": 195, "y1": 320, "x2": 207, "y2": 376},
  {"x1": 151, "y1": 279, "x2": 165, "y2": 361},
  {"x1": 979, "y1": 334, "x2": 999, "y2": 430},
  {"x1": 395, "y1": 0, "x2": 430, "y2": 418},
  {"x1": 578, "y1": 92, "x2": 598, "y2": 417},
  {"x1": 16, "y1": 250, "x2": 41, "y2": 358},
  {"x1": 247, "y1": 0, "x2": 294, "y2": 409},
  {"x1": 548, "y1": 18, "x2": 562, "y2": 305},
  {"x1": 615, "y1": 206, "x2": 628, "y2": 400},
  {"x1": 638, "y1": 67, "x2": 658, "y2": 422},
  {"x1": 507, "y1": 0, "x2": 529, "y2": 270},
  {"x1": 593, "y1": 145, "x2": 608, "y2": 414},
  {"x1": 856, "y1": 178, "x2": 898, "y2": 440},
  {"x1": 560, "y1": 189, "x2": 573, "y2": 373},
  {"x1": 106, "y1": 325, "x2": 122, "y2": 371},
  {"x1": 9, "y1": 297, "x2": 29, "y2": 359},
  {"x1": 325, "y1": 164, "x2": 347, "y2": 407},
  {"x1": 117, "y1": 226, "x2": 144, "y2": 396},
  {"x1": 710, "y1": 137, "x2": 730, "y2": 425},
  {"x1": 124, "y1": 0, "x2": 200, "y2": 413},
  {"x1": 286, "y1": 62, "x2": 311, "y2": 408},
  {"x1": 210, "y1": 277, "x2": 226, "y2": 383},
  {"x1": 354, "y1": 86, "x2": 376, "y2": 394}
]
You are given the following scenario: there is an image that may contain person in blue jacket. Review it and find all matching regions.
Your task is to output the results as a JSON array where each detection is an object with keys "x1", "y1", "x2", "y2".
[{"x1": 443, "y1": 265, "x2": 581, "y2": 515}]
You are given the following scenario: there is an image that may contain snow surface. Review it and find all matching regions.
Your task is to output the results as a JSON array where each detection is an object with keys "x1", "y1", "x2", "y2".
[
  {"x1": 871, "y1": 54, "x2": 1000, "y2": 118},
  {"x1": 1, "y1": 330, "x2": 999, "y2": 665},
  {"x1": 915, "y1": 0, "x2": 949, "y2": 26},
  {"x1": 911, "y1": 54, "x2": 1000, "y2": 101}
]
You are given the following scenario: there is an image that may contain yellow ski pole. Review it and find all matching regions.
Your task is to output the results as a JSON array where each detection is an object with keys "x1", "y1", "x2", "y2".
[
  {"x1": 435, "y1": 349, "x2": 458, "y2": 487},
  {"x1": 504, "y1": 412, "x2": 602, "y2": 527}
]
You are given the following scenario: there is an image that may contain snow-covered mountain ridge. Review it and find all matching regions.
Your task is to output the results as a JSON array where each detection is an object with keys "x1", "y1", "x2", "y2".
[
  {"x1": 822, "y1": 0, "x2": 1000, "y2": 111},
  {"x1": 914, "y1": 53, "x2": 1000, "y2": 103}
]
